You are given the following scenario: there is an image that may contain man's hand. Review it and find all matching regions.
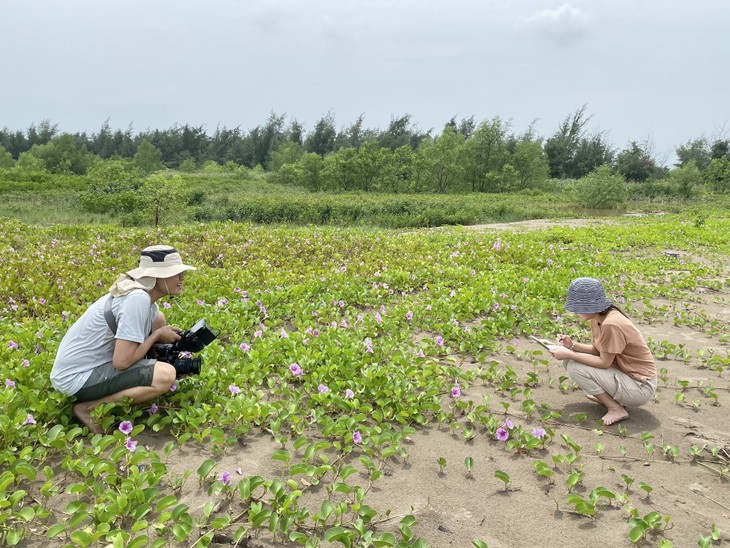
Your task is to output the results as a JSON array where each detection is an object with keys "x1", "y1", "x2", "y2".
[{"x1": 155, "y1": 326, "x2": 182, "y2": 344}]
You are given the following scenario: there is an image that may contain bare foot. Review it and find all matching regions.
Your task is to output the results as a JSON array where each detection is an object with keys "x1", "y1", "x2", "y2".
[
  {"x1": 73, "y1": 403, "x2": 103, "y2": 434},
  {"x1": 602, "y1": 408, "x2": 629, "y2": 426}
]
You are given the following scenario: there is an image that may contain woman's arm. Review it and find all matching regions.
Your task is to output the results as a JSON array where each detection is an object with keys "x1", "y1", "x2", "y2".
[{"x1": 549, "y1": 344, "x2": 616, "y2": 369}]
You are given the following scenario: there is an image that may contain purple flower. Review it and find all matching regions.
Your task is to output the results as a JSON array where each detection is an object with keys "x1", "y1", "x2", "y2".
[
  {"x1": 229, "y1": 385, "x2": 241, "y2": 395},
  {"x1": 280, "y1": 329, "x2": 289, "y2": 339},
  {"x1": 532, "y1": 428, "x2": 546, "y2": 439},
  {"x1": 352, "y1": 431, "x2": 362, "y2": 444},
  {"x1": 218, "y1": 299, "x2": 229, "y2": 307},
  {"x1": 318, "y1": 384, "x2": 329, "y2": 394},
  {"x1": 125, "y1": 437, "x2": 137, "y2": 452},
  {"x1": 163, "y1": 302, "x2": 172, "y2": 309},
  {"x1": 451, "y1": 384, "x2": 461, "y2": 398},
  {"x1": 169, "y1": 382, "x2": 177, "y2": 392},
  {"x1": 5, "y1": 379, "x2": 15, "y2": 388},
  {"x1": 239, "y1": 342, "x2": 250, "y2": 352},
  {"x1": 495, "y1": 427, "x2": 509, "y2": 441},
  {"x1": 492, "y1": 238, "x2": 502, "y2": 251},
  {"x1": 375, "y1": 312, "x2": 383, "y2": 324},
  {"x1": 39, "y1": 298, "x2": 46, "y2": 305},
  {"x1": 345, "y1": 389, "x2": 354, "y2": 399},
  {"x1": 254, "y1": 330, "x2": 263, "y2": 338},
  {"x1": 504, "y1": 418, "x2": 514, "y2": 430},
  {"x1": 406, "y1": 311, "x2": 413, "y2": 320},
  {"x1": 8, "y1": 341, "x2": 18, "y2": 349},
  {"x1": 149, "y1": 403, "x2": 159, "y2": 414},
  {"x1": 290, "y1": 363, "x2": 303, "y2": 378},
  {"x1": 220, "y1": 471, "x2": 232, "y2": 485},
  {"x1": 436, "y1": 336, "x2": 444, "y2": 347},
  {"x1": 119, "y1": 421, "x2": 133, "y2": 435},
  {"x1": 23, "y1": 414, "x2": 36, "y2": 425}
]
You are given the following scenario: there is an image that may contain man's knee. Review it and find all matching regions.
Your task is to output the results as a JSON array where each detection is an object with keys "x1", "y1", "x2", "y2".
[{"x1": 153, "y1": 362, "x2": 176, "y2": 391}]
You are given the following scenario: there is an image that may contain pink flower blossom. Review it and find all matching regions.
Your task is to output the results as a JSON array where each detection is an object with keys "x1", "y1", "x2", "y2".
[
  {"x1": 119, "y1": 421, "x2": 133, "y2": 435},
  {"x1": 406, "y1": 311, "x2": 413, "y2": 320},
  {"x1": 163, "y1": 302, "x2": 172, "y2": 309},
  {"x1": 8, "y1": 341, "x2": 18, "y2": 349},
  {"x1": 125, "y1": 437, "x2": 137, "y2": 452},
  {"x1": 345, "y1": 389, "x2": 354, "y2": 399},
  {"x1": 451, "y1": 384, "x2": 461, "y2": 398},
  {"x1": 318, "y1": 384, "x2": 329, "y2": 394},
  {"x1": 254, "y1": 330, "x2": 263, "y2": 338},
  {"x1": 220, "y1": 471, "x2": 232, "y2": 485},
  {"x1": 375, "y1": 312, "x2": 382, "y2": 324},
  {"x1": 239, "y1": 342, "x2": 250, "y2": 352},
  {"x1": 21, "y1": 360, "x2": 29, "y2": 367},
  {"x1": 150, "y1": 403, "x2": 159, "y2": 414},
  {"x1": 290, "y1": 363, "x2": 303, "y2": 377},
  {"x1": 169, "y1": 382, "x2": 177, "y2": 392},
  {"x1": 436, "y1": 336, "x2": 444, "y2": 346},
  {"x1": 504, "y1": 418, "x2": 514, "y2": 430},
  {"x1": 5, "y1": 379, "x2": 16, "y2": 388},
  {"x1": 229, "y1": 385, "x2": 241, "y2": 395},
  {"x1": 352, "y1": 431, "x2": 362, "y2": 444},
  {"x1": 492, "y1": 238, "x2": 502, "y2": 251},
  {"x1": 23, "y1": 414, "x2": 36, "y2": 425},
  {"x1": 532, "y1": 428, "x2": 546, "y2": 439},
  {"x1": 280, "y1": 329, "x2": 289, "y2": 339},
  {"x1": 495, "y1": 427, "x2": 509, "y2": 441}
]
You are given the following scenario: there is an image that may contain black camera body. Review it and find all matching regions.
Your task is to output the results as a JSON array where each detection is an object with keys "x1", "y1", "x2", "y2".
[{"x1": 152, "y1": 318, "x2": 218, "y2": 378}]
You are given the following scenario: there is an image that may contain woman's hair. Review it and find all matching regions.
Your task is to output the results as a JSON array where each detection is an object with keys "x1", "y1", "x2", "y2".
[{"x1": 600, "y1": 305, "x2": 628, "y2": 318}]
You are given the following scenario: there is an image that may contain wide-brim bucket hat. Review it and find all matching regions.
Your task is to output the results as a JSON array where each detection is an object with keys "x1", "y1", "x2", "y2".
[
  {"x1": 126, "y1": 245, "x2": 196, "y2": 279},
  {"x1": 564, "y1": 277, "x2": 612, "y2": 314}
]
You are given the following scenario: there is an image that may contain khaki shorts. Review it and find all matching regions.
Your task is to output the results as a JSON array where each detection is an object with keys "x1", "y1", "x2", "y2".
[{"x1": 73, "y1": 359, "x2": 156, "y2": 403}]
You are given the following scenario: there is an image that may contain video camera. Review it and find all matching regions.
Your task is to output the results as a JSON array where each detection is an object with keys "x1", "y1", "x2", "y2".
[{"x1": 152, "y1": 318, "x2": 218, "y2": 378}]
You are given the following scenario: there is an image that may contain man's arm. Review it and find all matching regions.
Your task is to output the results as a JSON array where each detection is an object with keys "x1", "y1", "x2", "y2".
[{"x1": 113, "y1": 325, "x2": 181, "y2": 370}]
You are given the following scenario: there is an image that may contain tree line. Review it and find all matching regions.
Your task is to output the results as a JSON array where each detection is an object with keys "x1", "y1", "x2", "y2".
[{"x1": 1, "y1": 107, "x2": 729, "y2": 195}]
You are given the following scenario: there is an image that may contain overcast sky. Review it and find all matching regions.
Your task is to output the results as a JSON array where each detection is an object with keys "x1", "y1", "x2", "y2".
[{"x1": 2, "y1": 0, "x2": 728, "y2": 164}]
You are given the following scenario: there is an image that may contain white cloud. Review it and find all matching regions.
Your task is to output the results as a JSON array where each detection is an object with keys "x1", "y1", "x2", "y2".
[{"x1": 522, "y1": 4, "x2": 590, "y2": 46}]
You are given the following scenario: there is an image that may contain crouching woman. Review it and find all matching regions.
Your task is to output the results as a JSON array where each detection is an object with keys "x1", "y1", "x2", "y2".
[{"x1": 549, "y1": 277, "x2": 657, "y2": 426}]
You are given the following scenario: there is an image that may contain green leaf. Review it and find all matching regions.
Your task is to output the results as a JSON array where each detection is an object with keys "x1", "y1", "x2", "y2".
[
  {"x1": 629, "y1": 523, "x2": 646, "y2": 543},
  {"x1": 197, "y1": 459, "x2": 217, "y2": 481},
  {"x1": 272, "y1": 449, "x2": 291, "y2": 463}
]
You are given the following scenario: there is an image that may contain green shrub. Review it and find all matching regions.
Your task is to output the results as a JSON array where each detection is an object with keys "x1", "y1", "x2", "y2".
[{"x1": 575, "y1": 164, "x2": 627, "y2": 210}]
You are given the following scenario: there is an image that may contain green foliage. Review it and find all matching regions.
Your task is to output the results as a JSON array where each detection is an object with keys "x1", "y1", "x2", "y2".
[
  {"x1": 0, "y1": 146, "x2": 14, "y2": 169},
  {"x1": 141, "y1": 173, "x2": 185, "y2": 226},
  {"x1": 704, "y1": 157, "x2": 730, "y2": 193},
  {"x1": 616, "y1": 141, "x2": 660, "y2": 182},
  {"x1": 0, "y1": 214, "x2": 728, "y2": 545},
  {"x1": 575, "y1": 164, "x2": 627, "y2": 209},
  {"x1": 669, "y1": 160, "x2": 703, "y2": 199},
  {"x1": 133, "y1": 139, "x2": 164, "y2": 174},
  {"x1": 26, "y1": 134, "x2": 95, "y2": 175}
]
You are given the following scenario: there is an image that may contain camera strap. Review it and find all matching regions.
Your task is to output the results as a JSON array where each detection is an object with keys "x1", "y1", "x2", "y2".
[{"x1": 103, "y1": 295, "x2": 118, "y2": 335}]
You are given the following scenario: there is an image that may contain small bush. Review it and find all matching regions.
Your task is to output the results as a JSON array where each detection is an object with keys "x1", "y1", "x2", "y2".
[{"x1": 575, "y1": 164, "x2": 627, "y2": 210}]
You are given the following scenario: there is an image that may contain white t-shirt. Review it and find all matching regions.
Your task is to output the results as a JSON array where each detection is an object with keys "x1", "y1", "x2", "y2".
[{"x1": 51, "y1": 289, "x2": 159, "y2": 395}]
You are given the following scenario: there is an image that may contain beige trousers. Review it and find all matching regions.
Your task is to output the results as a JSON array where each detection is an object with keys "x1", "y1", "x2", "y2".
[{"x1": 565, "y1": 360, "x2": 657, "y2": 407}]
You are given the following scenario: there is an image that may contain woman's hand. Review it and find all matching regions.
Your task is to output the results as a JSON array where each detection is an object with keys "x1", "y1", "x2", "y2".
[
  {"x1": 556, "y1": 334, "x2": 573, "y2": 349},
  {"x1": 548, "y1": 345, "x2": 573, "y2": 360}
]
